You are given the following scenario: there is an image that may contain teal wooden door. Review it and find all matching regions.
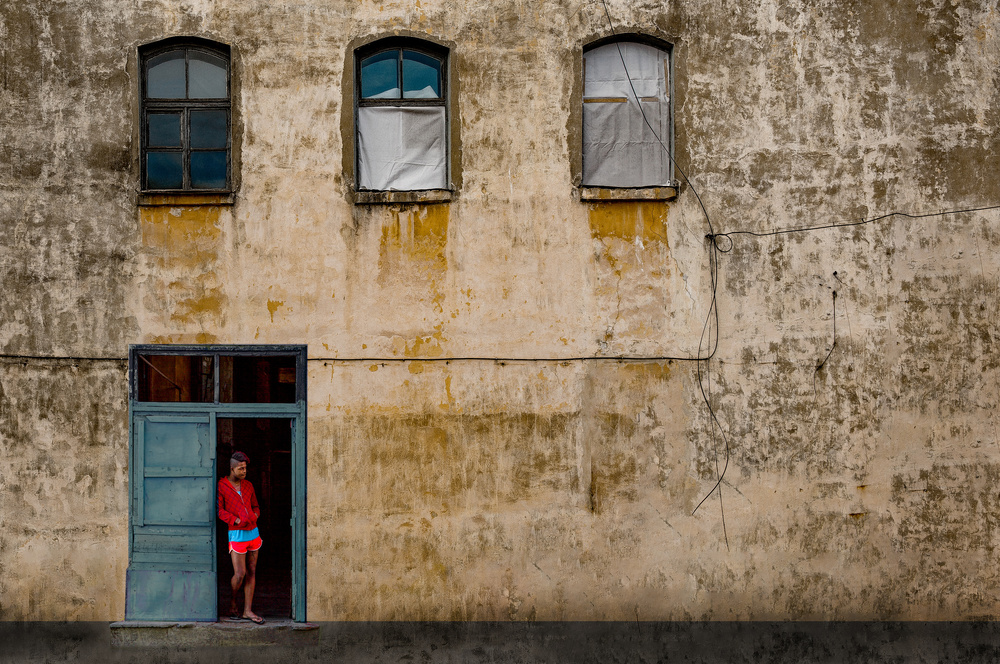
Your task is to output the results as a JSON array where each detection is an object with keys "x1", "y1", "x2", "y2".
[{"x1": 125, "y1": 413, "x2": 217, "y2": 621}]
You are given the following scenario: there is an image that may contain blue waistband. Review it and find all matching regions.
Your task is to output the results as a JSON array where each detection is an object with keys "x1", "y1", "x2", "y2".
[{"x1": 228, "y1": 527, "x2": 260, "y2": 542}]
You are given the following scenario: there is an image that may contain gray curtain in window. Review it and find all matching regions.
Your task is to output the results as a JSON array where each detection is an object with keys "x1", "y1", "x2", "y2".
[
  {"x1": 582, "y1": 42, "x2": 670, "y2": 188},
  {"x1": 358, "y1": 107, "x2": 447, "y2": 190}
]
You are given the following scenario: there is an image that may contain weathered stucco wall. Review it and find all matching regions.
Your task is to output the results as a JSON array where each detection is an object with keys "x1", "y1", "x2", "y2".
[
  {"x1": 2, "y1": 0, "x2": 1000, "y2": 620},
  {"x1": 0, "y1": 362, "x2": 128, "y2": 619}
]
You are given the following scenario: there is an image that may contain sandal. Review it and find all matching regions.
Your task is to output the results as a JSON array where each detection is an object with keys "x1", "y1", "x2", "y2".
[{"x1": 245, "y1": 614, "x2": 265, "y2": 624}]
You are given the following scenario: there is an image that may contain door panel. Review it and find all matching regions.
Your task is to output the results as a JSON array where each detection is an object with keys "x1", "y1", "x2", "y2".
[
  {"x1": 133, "y1": 531, "x2": 213, "y2": 553},
  {"x1": 143, "y1": 478, "x2": 214, "y2": 523},
  {"x1": 143, "y1": 416, "x2": 213, "y2": 466},
  {"x1": 126, "y1": 570, "x2": 216, "y2": 621},
  {"x1": 126, "y1": 413, "x2": 217, "y2": 621}
]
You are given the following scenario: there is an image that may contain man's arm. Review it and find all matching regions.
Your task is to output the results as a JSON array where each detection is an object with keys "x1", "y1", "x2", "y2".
[
  {"x1": 250, "y1": 483, "x2": 260, "y2": 523},
  {"x1": 217, "y1": 482, "x2": 241, "y2": 526}
]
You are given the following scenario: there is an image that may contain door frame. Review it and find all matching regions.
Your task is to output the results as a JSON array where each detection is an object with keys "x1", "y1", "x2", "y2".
[{"x1": 128, "y1": 344, "x2": 308, "y2": 622}]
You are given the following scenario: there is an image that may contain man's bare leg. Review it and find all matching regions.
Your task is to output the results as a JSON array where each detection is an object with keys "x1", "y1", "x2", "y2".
[
  {"x1": 242, "y1": 549, "x2": 262, "y2": 622},
  {"x1": 229, "y1": 550, "x2": 246, "y2": 618}
]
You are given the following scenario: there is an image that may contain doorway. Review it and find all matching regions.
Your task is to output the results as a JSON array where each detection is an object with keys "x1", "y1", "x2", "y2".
[
  {"x1": 217, "y1": 417, "x2": 293, "y2": 619},
  {"x1": 126, "y1": 344, "x2": 307, "y2": 623}
]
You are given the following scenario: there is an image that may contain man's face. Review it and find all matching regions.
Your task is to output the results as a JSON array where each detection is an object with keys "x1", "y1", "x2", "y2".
[{"x1": 232, "y1": 461, "x2": 247, "y2": 479}]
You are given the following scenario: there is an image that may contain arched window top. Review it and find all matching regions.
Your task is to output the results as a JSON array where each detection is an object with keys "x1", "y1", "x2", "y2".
[
  {"x1": 583, "y1": 38, "x2": 670, "y2": 101},
  {"x1": 356, "y1": 36, "x2": 448, "y2": 58},
  {"x1": 357, "y1": 38, "x2": 446, "y2": 101},
  {"x1": 141, "y1": 39, "x2": 230, "y2": 100}
]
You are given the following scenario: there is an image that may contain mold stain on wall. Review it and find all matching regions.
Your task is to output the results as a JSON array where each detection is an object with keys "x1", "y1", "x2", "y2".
[
  {"x1": 588, "y1": 202, "x2": 673, "y2": 348},
  {"x1": 377, "y1": 205, "x2": 451, "y2": 356},
  {"x1": 137, "y1": 206, "x2": 228, "y2": 343}
]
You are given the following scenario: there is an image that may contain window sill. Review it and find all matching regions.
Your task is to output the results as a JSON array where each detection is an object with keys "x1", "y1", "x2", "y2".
[
  {"x1": 578, "y1": 186, "x2": 678, "y2": 202},
  {"x1": 354, "y1": 190, "x2": 452, "y2": 205},
  {"x1": 139, "y1": 193, "x2": 235, "y2": 207}
]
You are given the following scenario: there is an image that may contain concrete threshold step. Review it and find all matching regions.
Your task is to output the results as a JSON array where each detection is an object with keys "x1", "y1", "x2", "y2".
[{"x1": 110, "y1": 619, "x2": 319, "y2": 648}]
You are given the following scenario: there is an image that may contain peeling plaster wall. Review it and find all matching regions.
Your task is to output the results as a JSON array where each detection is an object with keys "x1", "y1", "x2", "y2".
[{"x1": 2, "y1": 0, "x2": 1000, "y2": 620}]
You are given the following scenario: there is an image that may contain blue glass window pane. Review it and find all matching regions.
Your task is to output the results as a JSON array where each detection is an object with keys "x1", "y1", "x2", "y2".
[
  {"x1": 190, "y1": 151, "x2": 227, "y2": 189},
  {"x1": 402, "y1": 50, "x2": 441, "y2": 98},
  {"x1": 361, "y1": 51, "x2": 399, "y2": 99},
  {"x1": 147, "y1": 152, "x2": 183, "y2": 189},
  {"x1": 148, "y1": 113, "x2": 182, "y2": 147},
  {"x1": 190, "y1": 110, "x2": 228, "y2": 148},
  {"x1": 147, "y1": 51, "x2": 186, "y2": 98},
  {"x1": 189, "y1": 52, "x2": 227, "y2": 98}
]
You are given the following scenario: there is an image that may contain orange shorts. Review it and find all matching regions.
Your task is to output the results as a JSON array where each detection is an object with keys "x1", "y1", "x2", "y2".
[{"x1": 229, "y1": 536, "x2": 262, "y2": 555}]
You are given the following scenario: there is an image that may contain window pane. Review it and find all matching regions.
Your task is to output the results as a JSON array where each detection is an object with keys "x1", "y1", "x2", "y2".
[
  {"x1": 138, "y1": 355, "x2": 214, "y2": 402},
  {"x1": 190, "y1": 110, "x2": 227, "y2": 148},
  {"x1": 219, "y1": 356, "x2": 297, "y2": 403},
  {"x1": 147, "y1": 152, "x2": 183, "y2": 189},
  {"x1": 190, "y1": 151, "x2": 227, "y2": 189},
  {"x1": 188, "y1": 51, "x2": 228, "y2": 98},
  {"x1": 402, "y1": 50, "x2": 441, "y2": 99},
  {"x1": 361, "y1": 51, "x2": 400, "y2": 99},
  {"x1": 147, "y1": 51, "x2": 186, "y2": 98},
  {"x1": 148, "y1": 113, "x2": 182, "y2": 147}
]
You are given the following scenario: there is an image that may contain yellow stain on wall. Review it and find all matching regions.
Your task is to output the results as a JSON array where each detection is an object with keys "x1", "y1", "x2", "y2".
[
  {"x1": 403, "y1": 330, "x2": 445, "y2": 358},
  {"x1": 267, "y1": 299, "x2": 285, "y2": 323},
  {"x1": 147, "y1": 332, "x2": 219, "y2": 344},
  {"x1": 139, "y1": 205, "x2": 227, "y2": 334},
  {"x1": 586, "y1": 202, "x2": 673, "y2": 346},
  {"x1": 393, "y1": 323, "x2": 449, "y2": 358},
  {"x1": 171, "y1": 289, "x2": 226, "y2": 325},
  {"x1": 379, "y1": 205, "x2": 449, "y2": 267},
  {"x1": 588, "y1": 202, "x2": 668, "y2": 244},
  {"x1": 622, "y1": 361, "x2": 672, "y2": 381},
  {"x1": 412, "y1": 205, "x2": 448, "y2": 246},
  {"x1": 441, "y1": 374, "x2": 454, "y2": 411},
  {"x1": 140, "y1": 206, "x2": 223, "y2": 268},
  {"x1": 378, "y1": 205, "x2": 450, "y2": 317}
]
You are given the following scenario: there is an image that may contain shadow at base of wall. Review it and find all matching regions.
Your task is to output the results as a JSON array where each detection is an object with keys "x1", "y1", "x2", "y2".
[{"x1": 4, "y1": 621, "x2": 1000, "y2": 663}]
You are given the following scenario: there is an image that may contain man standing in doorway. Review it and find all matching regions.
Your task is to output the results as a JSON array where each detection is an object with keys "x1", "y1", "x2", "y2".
[{"x1": 217, "y1": 451, "x2": 265, "y2": 624}]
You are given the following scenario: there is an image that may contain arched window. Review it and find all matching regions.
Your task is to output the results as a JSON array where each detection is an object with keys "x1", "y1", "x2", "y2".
[
  {"x1": 355, "y1": 39, "x2": 448, "y2": 191},
  {"x1": 582, "y1": 38, "x2": 671, "y2": 188},
  {"x1": 141, "y1": 40, "x2": 231, "y2": 191}
]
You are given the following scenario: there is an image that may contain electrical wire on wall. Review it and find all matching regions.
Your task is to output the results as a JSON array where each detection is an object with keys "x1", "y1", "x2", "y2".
[
  {"x1": 2, "y1": 0, "x2": 1000, "y2": 556},
  {"x1": 598, "y1": 0, "x2": 729, "y2": 545},
  {"x1": 0, "y1": 354, "x2": 127, "y2": 363},
  {"x1": 593, "y1": 0, "x2": 1000, "y2": 547},
  {"x1": 710, "y1": 204, "x2": 1000, "y2": 247}
]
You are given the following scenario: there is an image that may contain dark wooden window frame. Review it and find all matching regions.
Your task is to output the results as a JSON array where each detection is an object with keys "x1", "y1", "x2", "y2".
[
  {"x1": 354, "y1": 38, "x2": 450, "y2": 193},
  {"x1": 140, "y1": 40, "x2": 232, "y2": 193}
]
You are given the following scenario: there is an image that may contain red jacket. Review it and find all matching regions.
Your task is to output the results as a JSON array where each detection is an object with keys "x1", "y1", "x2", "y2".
[{"x1": 217, "y1": 478, "x2": 259, "y2": 531}]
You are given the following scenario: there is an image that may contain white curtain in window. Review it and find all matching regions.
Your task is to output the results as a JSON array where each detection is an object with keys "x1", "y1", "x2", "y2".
[
  {"x1": 358, "y1": 106, "x2": 447, "y2": 190},
  {"x1": 583, "y1": 42, "x2": 669, "y2": 187}
]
